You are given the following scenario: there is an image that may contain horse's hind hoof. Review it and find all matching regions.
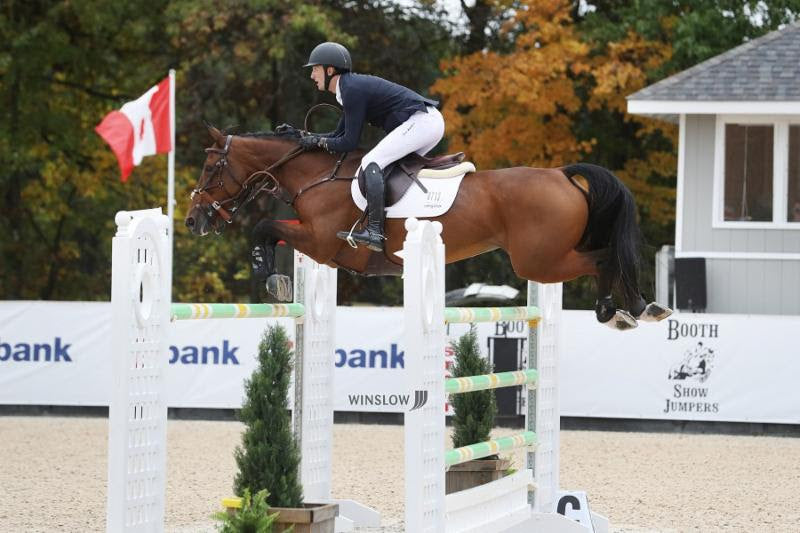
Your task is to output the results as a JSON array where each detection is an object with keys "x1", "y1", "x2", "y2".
[
  {"x1": 638, "y1": 302, "x2": 673, "y2": 322},
  {"x1": 603, "y1": 310, "x2": 638, "y2": 331},
  {"x1": 266, "y1": 274, "x2": 293, "y2": 302}
]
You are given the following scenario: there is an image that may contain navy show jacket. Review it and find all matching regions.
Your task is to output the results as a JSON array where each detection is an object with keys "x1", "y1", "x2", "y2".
[{"x1": 323, "y1": 72, "x2": 439, "y2": 153}]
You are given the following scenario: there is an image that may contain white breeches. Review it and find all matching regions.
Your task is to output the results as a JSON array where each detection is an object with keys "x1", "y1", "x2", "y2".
[{"x1": 359, "y1": 106, "x2": 445, "y2": 171}]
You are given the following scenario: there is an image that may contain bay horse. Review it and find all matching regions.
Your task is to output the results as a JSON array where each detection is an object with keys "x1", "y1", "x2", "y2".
[{"x1": 185, "y1": 124, "x2": 671, "y2": 330}]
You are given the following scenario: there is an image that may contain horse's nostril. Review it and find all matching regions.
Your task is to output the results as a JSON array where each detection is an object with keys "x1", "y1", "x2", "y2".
[{"x1": 185, "y1": 217, "x2": 194, "y2": 228}]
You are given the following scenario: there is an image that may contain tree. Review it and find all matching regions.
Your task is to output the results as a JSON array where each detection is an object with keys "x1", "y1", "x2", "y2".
[
  {"x1": 234, "y1": 324, "x2": 303, "y2": 508},
  {"x1": 165, "y1": 0, "x2": 348, "y2": 161},
  {"x1": 0, "y1": 1, "x2": 343, "y2": 302},
  {"x1": 574, "y1": 0, "x2": 800, "y2": 299},
  {"x1": 430, "y1": 0, "x2": 800, "y2": 307},
  {"x1": 7, "y1": 1, "x2": 796, "y2": 306},
  {"x1": 450, "y1": 327, "x2": 497, "y2": 451},
  {"x1": 431, "y1": 0, "x2": 594, "y2": 303},
  {"x1": 0, "y1": 1, "x2": 173, "y2": 299},
  {"x1": 433, "y1": 0, "x2": 592, "y2": 169}
]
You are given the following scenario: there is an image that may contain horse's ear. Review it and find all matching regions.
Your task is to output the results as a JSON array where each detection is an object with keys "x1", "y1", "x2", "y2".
[{"x1": 204, "y1": 121, "x2": 224, "y2": 145}]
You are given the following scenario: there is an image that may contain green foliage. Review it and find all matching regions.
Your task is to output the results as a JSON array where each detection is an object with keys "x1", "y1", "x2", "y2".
[
  {"x1": 4, "y1": 0, "x2": 800, "y2": 307},
  {"x1": 0, "y1": 1, "x2": 173, "y2": 299},
  {"x1": 165, "y1": 0, "x2": 347, "y2": 160},
  {"x1": 213, "y1": 488, "x2": 279, "y2": 533},
  {"x1": 234, "y1": 325, "x2": 303, "y2": 508},
  {"x1": 431, "y1": 0, "x2": 800, "y2": 309},
  {"x1": 450, "y1": 327, "x2": 498, "y2": 453},
  {"x1": 570, "y1": 0, "x2": 800, "y2": 306},
  {"x1": 0, "y1": 0, "x2": 457, "y2": 304}
]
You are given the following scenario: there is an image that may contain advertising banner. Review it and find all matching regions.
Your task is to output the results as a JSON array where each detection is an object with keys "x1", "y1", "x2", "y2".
[
  {"x1": 2, "y1": 301, "x2": 799, "y2": 424},
  {"x1": 559, "y1": 312, "x2": 800, "y2": 424}
]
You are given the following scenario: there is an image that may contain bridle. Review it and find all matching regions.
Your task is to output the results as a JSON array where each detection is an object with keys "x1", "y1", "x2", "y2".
[
  {"x1": 190, "y1": 134, "x2": 303, "y2": 228},
  {"x1": 191, "y1": 132, "x2": 351, "y2": 231}
]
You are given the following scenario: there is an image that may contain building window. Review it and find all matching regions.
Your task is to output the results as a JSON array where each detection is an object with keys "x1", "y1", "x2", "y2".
[
  {"x1": 723, "y1": 124, "x2": 773, "y2": 222},
  {"x1": 789, "y1": 125, "x2": 800, "y2": 222},
  {"x1": 715, "y1": 117, "x2": 800, "y2": 227}
]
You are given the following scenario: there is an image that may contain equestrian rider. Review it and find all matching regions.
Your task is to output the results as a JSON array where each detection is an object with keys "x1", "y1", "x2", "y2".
[{"x1": 300, "y1": 42, "x2": 444, "y2": 252}]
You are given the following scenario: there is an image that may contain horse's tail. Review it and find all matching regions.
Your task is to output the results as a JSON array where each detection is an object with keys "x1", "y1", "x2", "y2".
[{"x1": 563, "y1": 162, "x2": 642, "y2": 306}]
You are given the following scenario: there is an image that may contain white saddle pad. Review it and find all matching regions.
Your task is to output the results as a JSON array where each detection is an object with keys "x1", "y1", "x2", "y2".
[{"x1": 351, "y1": 162, "x2": 476, "y2": 218}]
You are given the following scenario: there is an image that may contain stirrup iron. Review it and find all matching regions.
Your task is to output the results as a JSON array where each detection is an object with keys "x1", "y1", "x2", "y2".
[{"x1": 342, "y1": 219, "x2": 360, "y2": 249}]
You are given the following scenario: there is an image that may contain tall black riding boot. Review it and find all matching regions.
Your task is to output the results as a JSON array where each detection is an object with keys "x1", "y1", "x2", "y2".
[{"x1": 337, "y1": 162, "x2": 386, "y2": 252}]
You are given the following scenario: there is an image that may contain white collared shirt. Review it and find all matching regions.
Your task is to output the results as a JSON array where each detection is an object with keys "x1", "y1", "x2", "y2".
[{"x1": 335, "y1": 77, "x2": 342, "y2": 105}]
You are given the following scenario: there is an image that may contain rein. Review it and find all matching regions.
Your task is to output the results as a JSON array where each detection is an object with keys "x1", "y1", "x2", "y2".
[{"x1": 192, "y1": 134, "x2": 352, "y2": 229}]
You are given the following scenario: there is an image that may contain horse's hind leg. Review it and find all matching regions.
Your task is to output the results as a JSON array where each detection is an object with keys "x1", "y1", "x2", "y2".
[
  {"x1": 629, "y1": 293, "x2": 647, "y2": 319},
  {"x1": 595, "y1": 261, "x2": 638, "y2": 331},
  {"x1": 597, "y1": 268, "x2": 671, "y2": 326},
  {"x1": 624, "y1": 286, "x2": 673, "y2": 322},
  {"x1": 638, "y1": 300, "x2": 673, "y2": 322},
  {"x1": 595, "y1": 293, "x2": 616, "y2": 323}
]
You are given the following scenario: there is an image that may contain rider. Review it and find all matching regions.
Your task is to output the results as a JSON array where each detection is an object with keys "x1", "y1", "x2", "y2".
[{"x1": 300, "y1": 41, "x2": 444, "y2": 252}]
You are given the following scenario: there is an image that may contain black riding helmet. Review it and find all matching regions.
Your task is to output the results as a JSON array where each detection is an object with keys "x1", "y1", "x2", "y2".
[{"x1": 304, "y1": 42, "x2": 352, "y2": 91}]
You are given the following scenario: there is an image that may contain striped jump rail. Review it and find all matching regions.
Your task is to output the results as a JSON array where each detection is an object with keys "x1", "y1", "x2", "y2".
[
  {"x1": 170, "y1": 302, "x2": 305, "y2": 321},
  {"x1": 444, "y1": 306, "x2": 540, "y2": 325},
  {"x1": 445, "y1": 369, "x2": 538, "y2": 395},
  {"x1": 445, "y1": 431, "x2": 537, "y2": 467}
]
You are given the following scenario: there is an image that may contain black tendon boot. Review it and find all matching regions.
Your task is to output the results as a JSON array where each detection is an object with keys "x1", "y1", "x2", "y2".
[{"x1": 337, "y1": 162, "x2": 386, "y2": 252}]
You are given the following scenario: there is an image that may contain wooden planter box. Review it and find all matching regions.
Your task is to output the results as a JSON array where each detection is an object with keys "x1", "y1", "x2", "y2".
[
  {"x1": 445, "y1": 458, "x2": 511, "y2": 494},
  {"x1": 269, "y1": 503, "x2": 338, "y2": 533},
  {"x1": 223, "y1": 499, "x2": 338, "y2": 533}
]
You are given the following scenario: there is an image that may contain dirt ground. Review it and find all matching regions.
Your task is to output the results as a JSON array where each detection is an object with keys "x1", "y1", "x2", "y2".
[{"x1": 1, "y1": 416, "x2": 798, "y2": 532}]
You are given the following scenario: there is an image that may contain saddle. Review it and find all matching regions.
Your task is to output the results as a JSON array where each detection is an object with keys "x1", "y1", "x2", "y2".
[{"x1": 358, "y1": 152, "x2": 466, "y2": 207}]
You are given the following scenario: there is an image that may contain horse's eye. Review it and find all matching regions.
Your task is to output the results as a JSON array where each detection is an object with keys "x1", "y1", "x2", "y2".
[{"x1": 204, "y1": 165, "x2": 214, "y2": 172}]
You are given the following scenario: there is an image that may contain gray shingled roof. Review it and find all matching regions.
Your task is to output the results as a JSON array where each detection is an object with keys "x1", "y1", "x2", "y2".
[{"x1": 628, "y1": 22, "x2": 800, "y2": 102}]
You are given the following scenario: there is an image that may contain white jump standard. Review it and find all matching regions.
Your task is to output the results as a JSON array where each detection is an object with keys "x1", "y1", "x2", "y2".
[
  {"x1": 402, "y1": 217, "x2": 608, "y2": 533},
  {"x1": 107, "y1": 208, "x2": 378, "y2": 533}
]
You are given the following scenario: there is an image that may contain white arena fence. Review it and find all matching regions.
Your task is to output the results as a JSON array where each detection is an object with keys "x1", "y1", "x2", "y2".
[{"x1": 107, "y1": 208, "x2": 604, "y2": 533}]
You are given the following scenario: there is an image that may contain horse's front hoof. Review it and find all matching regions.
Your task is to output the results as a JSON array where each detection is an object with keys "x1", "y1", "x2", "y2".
[
  {"x1": 638, "y1": 302, "x2": 673, "y2": 322},
  {"x1": 266, "y1": 274, "x2": 293, "y2": 302},
  {"x1": 251, "y1": 245, "x2": 269, "y2": 280},
  {"x1": 603, "y1": 310, "x2": 638, "y2": 331}
]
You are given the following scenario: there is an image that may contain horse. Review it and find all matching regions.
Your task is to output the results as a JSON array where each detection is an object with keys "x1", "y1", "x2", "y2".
[{"x1": 185, "y1": 124, "x2": 671, "y2": 330}]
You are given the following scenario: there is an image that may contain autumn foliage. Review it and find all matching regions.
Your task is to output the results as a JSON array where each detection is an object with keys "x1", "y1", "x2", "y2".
[
  {"x1": 433, "y1": 0, "x2": 591, "y2": 169},
  {"x1": 3, "y1": 0, "x2": 798, "y2": 305},
  {"x1": 433, "y1": 0, "x2": 676, "y2": 228}
]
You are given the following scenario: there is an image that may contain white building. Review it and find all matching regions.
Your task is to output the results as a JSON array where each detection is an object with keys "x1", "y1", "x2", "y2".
[{"x1": 628, "y1": 23, "x2": 800, "y2": 314}]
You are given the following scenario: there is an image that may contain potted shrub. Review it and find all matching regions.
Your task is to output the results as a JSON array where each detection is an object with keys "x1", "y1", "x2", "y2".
[
  {"x1": 214, "y1": 488, "x2": 278, "y2": 532},
  {"x1": 224, "y1": 324, "x2": 337, "y2": 532},
  {"x1": 446, "y1": 326, "x2": 509, "y2": 494}
]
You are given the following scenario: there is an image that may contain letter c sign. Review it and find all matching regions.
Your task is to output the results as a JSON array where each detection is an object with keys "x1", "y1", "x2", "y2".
[{"x1": 557, "y1": 494, "x2": 581, "y2": 515}]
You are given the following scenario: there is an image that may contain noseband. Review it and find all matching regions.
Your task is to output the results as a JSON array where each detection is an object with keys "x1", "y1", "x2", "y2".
[{"x1": 191, "y1": 134, "x2": 302, "y2": 227}]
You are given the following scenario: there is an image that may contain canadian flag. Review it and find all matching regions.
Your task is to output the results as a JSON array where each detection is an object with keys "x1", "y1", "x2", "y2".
[{"x1": 95, "y1": 77, "x2": 172, "y2": 181}]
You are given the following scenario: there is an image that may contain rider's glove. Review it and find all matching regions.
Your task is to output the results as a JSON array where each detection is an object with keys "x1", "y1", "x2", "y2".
[{"x1": 299, "y1": 134, "x2": 325, "y2": 151}]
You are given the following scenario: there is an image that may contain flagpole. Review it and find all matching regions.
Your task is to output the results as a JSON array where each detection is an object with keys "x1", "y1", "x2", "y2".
[{"x1": 167, "y1": 68, "x2": 176, "y2": 300}]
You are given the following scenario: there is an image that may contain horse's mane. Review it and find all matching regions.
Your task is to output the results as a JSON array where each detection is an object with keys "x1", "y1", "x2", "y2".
[{"x1": 236, "y1": 126, "x2": 302, "y2": 141}]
